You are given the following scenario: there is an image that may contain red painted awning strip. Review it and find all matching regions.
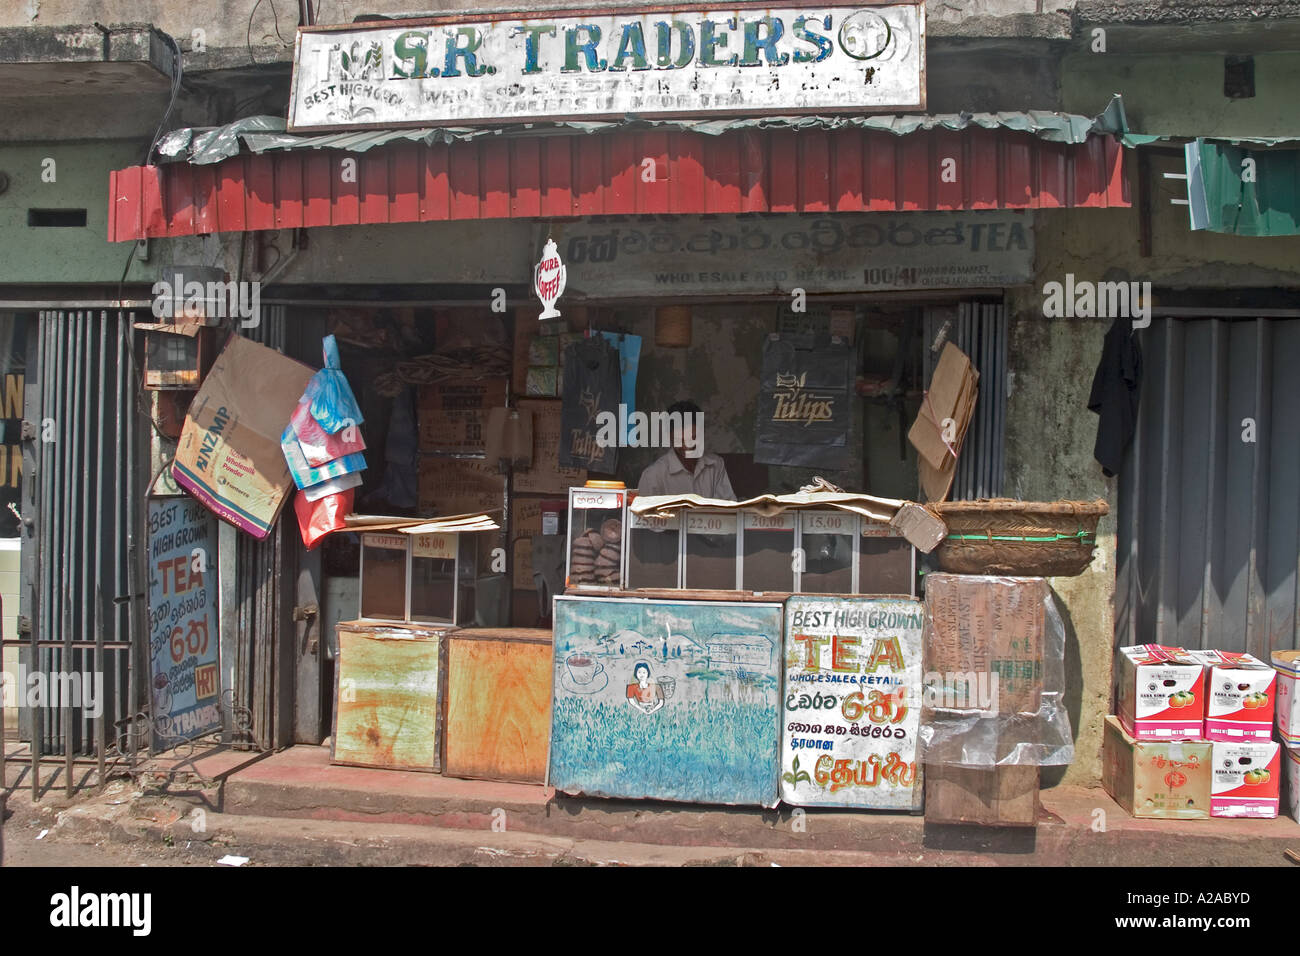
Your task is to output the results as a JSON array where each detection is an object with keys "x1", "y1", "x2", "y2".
[{"x1": 108, "y1": 126, "x2": 1128, "y2": 242}]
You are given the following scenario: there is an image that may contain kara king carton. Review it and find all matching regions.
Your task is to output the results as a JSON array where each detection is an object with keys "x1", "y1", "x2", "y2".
[
  {"x1": 1210, "y1": 740, "x2": 1281, "y2": 819},
  {"x1": 1189, "y1": 650, "x2": 1276, "y2": 741},
  {"x1": 1102, "y1": 716, "x2": 1212, "y2": 820},
  {"x1": 1115, "y1": 645, "x2": 1205, "y2": 740},
  {"x1": 1273, "y1": 650, "x2": 1299, "y2": 746}
]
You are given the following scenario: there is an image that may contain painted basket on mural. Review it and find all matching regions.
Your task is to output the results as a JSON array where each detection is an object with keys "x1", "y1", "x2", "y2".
[{"x1": 931, "y1": 498, "x2": 1109, "y2": 577}]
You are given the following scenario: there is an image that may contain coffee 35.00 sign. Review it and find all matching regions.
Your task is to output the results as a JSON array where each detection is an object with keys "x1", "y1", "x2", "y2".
[{"x1": 289, "y1": 2, "x2": 924, "y2": 130}]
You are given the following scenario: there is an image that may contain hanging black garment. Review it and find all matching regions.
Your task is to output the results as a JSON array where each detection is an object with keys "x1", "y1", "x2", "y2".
[
  {"x1": 559, "y1": 335, "x2": 621, "y2": 472},
  {"x1": 1088, "y1": 314, "x2": 1143, "y2": 478}
]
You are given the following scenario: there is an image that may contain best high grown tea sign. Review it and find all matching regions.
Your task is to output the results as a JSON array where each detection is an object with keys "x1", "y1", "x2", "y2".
[
  {"x1": 781, "y1": 596, "x2": 923, "y2": 809},
  {"x1": 288, "y1": 2, "x2": 925, "y2": 130}
]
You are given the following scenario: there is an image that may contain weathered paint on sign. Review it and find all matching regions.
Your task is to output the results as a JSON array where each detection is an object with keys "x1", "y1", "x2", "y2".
[
  {"x1": 289, "y1": 3, "x2": 925, "y2": 130},
  {"x1": 147, "y1": 498, "x2": 221, "y2": 752},
  {"x1": 549, "y1": 596, "x2": 783, "y2": 806},
  {"x1": 781, "y1": 596, "x2": 923, "y2": 809},
  {"x1": 558, "y1": 211, "x2": 1034, "y2": 297}
]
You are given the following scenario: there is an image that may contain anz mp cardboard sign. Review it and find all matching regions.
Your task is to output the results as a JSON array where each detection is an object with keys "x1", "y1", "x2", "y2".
[{"x1": 288, "y1": 2, "x2": 925, "y2": 130}]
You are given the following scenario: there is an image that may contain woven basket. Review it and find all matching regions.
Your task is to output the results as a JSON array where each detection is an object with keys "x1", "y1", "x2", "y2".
[{"x1": 932, "y1": 498, "x2": 1109, "y2": 577}]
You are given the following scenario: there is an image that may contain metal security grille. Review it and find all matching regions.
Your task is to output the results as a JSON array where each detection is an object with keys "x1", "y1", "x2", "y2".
[
  {"x1": 6, "y1": 311, "x2": 146, "y2": 797},
  {"x1": 232, "y1": 308, "x2": 293, "y2": 751},
  {"x1": 1117, "y1": 316, "x2": 1300, "y2": 658},
  {"x1": 923, "y1": 301, "x2": 1008, "y2": 500}
]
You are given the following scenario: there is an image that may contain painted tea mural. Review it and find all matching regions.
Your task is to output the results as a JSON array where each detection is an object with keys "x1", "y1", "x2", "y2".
[{"x1": 550, "y1": 596, "x2": 783, "y2": 807}]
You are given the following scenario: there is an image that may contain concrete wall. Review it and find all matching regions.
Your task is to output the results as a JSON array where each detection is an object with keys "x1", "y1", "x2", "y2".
[
  {"x1": 1063, "y1": 50, "x2": 1300, "y2": 138},
  {"x1": 1008, "y1": 174, "x2": 1300, "y2": 787},
  {"x1": 1, "y1": 1, "x2": 1082, "y2": 53},
  {"x1": 0, "y1": 140, "x2": 220, "y2": 285}
]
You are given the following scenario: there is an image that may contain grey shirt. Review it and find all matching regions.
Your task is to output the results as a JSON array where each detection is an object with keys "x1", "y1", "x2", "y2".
[{"x1": 636, "y1": 451, "x2": 737, "y2": 500}]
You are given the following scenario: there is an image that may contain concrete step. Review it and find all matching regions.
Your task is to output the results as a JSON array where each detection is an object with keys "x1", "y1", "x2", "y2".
[{"x1": 207, "y1": 746, "x2": 1300, "y2": 865}]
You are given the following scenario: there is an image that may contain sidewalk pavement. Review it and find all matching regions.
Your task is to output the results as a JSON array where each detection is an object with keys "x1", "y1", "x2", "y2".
[{"x1": 3, "y1": 745, "x2": 1297, "y2": 866}]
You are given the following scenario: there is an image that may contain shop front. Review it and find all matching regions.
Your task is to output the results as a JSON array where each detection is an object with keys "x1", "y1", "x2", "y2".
[{"x1": 93, "y1": 3, "x2": 1144, "y2": 821}]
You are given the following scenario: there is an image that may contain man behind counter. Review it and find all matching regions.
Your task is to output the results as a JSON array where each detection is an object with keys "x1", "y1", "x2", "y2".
[{"x1": 635, "y1": 400, "x2": 737, "y2": 500}]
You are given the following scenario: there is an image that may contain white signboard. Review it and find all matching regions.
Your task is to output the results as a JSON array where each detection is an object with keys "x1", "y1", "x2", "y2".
[
  {"x1": 558, "y1": 211, "x2": 1034, "y2": 297},
  {"x1": 289, "y1": 3, "x2": 925, "y2": 130},
  {"x1": 781, "y1": 596, "x2": 923, "y2": 809}
]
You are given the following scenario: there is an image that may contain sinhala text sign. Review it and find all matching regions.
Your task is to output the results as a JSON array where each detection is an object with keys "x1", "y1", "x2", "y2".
[
  {"x1": 148, "y1": 498, "x2": 221, "y2": 752},
  {"x1": 289, "y1": 2, "x2": 925, "y2": 130},
  {"x1": 781, "y1": 596, "x2": 923, "y2": 809},
  {"x1": 559, "y1": 211, "x2": 1034, "y2": 297}
]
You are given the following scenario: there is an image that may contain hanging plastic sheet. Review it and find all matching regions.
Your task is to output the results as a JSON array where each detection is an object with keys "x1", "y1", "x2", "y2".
[
  {"x1": 599, "y1": 331, "x2": 642, "y2": 444},
  {"x1": 294, "y1": 486, "x2": 355, "y2": 550},
  {"x1": 919, "y1": 574, "x2": 1074, "y2": 767}
]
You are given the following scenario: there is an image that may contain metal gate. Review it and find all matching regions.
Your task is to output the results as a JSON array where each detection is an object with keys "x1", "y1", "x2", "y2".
[
  {"x1": 5, "y1": 310, "x2": 146, "y2": 796},
  {"x1": 1117, "y1": 315, "x2": 1300, "y2": 658},
  {"x1": 232, "y1": 307, "x2": 296, "y2": 751}
]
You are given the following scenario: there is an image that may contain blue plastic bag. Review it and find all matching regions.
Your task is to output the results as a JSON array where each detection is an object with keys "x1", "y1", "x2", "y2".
[{"x1": 302, "y1": 335, "x2": 364, "y2": 435}]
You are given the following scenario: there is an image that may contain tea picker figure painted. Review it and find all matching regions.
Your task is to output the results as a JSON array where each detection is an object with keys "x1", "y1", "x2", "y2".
[{"x1": 626, "y1": 660, "x2": 666, "y2": 715}]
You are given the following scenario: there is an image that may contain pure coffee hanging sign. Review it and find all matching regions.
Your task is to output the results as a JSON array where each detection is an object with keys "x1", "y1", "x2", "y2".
[{"x1": 288, "y1": 2, "x2": 925, "y2": 130}]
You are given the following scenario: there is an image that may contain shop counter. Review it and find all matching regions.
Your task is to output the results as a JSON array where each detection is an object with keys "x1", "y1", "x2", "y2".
[
  {"x1": 331, "y1": 620, "x2": 450, "y2": 772},
  {"x1": 549, "y1": 595, "x2": 784, "y2": 807},
  {"x1": 443, "y1": 627, "x2": 553, "y2": 784}
]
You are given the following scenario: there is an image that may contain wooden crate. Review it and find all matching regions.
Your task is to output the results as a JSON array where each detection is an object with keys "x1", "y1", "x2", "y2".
[
  {"x1": 331, "y1": 620, "x2": 451, "y2": 772},
  {"x1": 443, "y1": 628, "x2": 553, "y2": 784},
  {"x1": 924, "y1": 764, "x2": 1040, "y2": 827}
]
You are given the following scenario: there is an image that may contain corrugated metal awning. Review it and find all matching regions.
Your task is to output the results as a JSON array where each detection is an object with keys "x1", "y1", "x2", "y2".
[
  {"x1": 157, "y1": 103, "x2": 1122, "y2": 165},
  {"x1": 108, "y1": 106, "x2": 1130, "y2": 242}
]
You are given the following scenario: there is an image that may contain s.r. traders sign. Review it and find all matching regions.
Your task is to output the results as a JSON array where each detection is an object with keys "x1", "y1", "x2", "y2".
[{"x1": 288, "y1": 2, "x2": 925, "y2": 130}]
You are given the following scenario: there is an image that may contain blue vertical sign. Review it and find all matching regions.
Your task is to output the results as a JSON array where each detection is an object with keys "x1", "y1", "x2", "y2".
[{"x1": 148, "y1": 498, "x2": 221, "y2": 752}]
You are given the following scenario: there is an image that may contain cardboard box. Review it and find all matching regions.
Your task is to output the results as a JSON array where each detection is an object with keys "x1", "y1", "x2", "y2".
[
  {"x1": 510, "y1": 495, "x2": 565, "y2": 591},
  {"x1": 417, "y1": 378, "x2": 508, "y2": 454},
  {"x1": 910, "y1": 343, "x2": 978, "y2": 503},
  {"x1": 1101, "y1": 715, "x2": 1212, "y2": 819},
  {"x1": 1284, "y1": 745, "x2": 1300, "y2": 823},
  {"x1": 924, "y1": 764, "x2": 1038, "y2": 827},
  {"x1": 417, "y1": 455, "x2": 505, "y2": 517},
  {"x1": 923, "y1": 574, "x2": 1046, "y2": 715},
  {"x1": 171, "y1": 334, "x2": 315, "y2": 538},
  {"x1": 1189, "y1": 649, "x2": 1276, "y2": 741},
  {"x1": 513, "y1": 399, "x2": 586, "y2": 494},
  {"x1": 1273, "y1": 650, "x2": 1299, "y2": 746},
  {"x1": 1115, "y1": 645, "x2": 1205, "y2": 740},
  {"x1": 1210, "y1": 739, "x2": 1281, "y2": 818}
]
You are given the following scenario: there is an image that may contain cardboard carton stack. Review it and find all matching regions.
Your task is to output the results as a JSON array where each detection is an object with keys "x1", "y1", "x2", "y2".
[
  {"x1": 1274, "y1": 650, "x2": 1299, "y2": 823},
  {"x1": 1104, "y1": 644, "x2": 1289, "y2": 821},
  {"x1": 922, "y1": 574, "x2": 1054, "y2": 828}
]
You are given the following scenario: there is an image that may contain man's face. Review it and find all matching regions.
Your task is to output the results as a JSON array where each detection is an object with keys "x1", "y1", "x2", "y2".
[{"x1": 674, "y1": 414, "x2": 703, "y2": 460}]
